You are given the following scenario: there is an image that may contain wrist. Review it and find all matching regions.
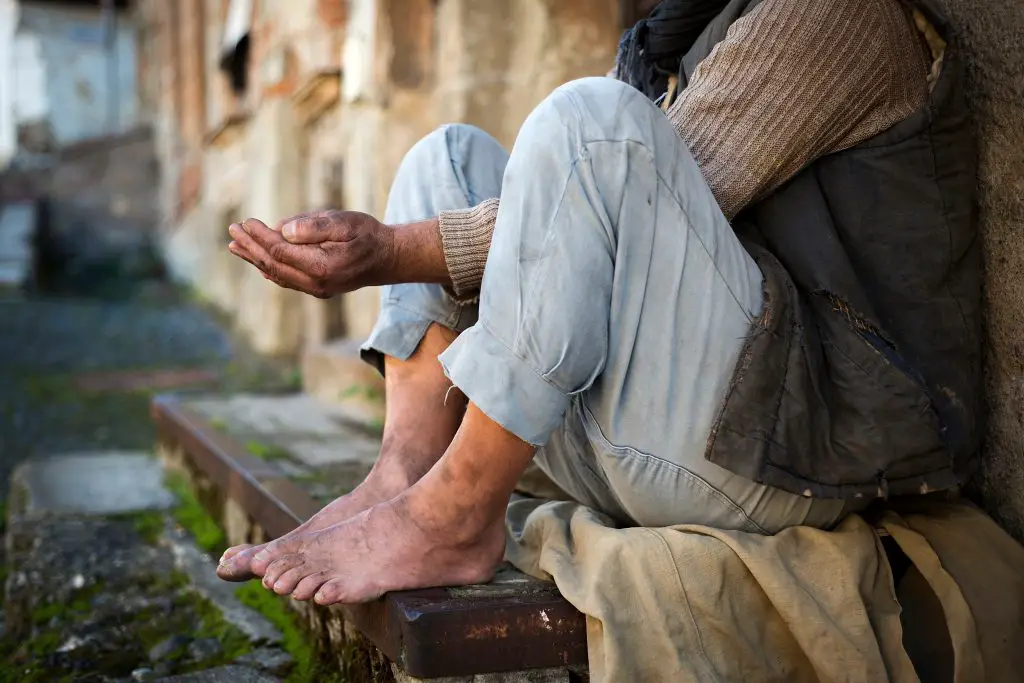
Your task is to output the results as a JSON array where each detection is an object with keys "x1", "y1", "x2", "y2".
[{"x1": 386, "y1": 217, "x2": 451, "y2": 286}]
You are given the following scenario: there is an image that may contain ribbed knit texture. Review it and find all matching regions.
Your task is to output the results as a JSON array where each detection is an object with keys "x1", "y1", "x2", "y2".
[
  {"x1": 437, "y1": 0, "x2": 931, "y2": 300},
  {"x1": 438, "y1": 198, "x2": 500, "y2": 299}
]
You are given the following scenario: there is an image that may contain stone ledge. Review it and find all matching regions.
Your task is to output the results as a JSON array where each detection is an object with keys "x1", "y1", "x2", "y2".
[
  {"x1": 206, "y1": 113, "x2": 253, "y2": 150},
  {"x1": 292, "y1": 69, "x2": 342, "y2": 127},
  {"x1": 301, "y1": 337, "x2": 386, "y2": 429},
  {"x1": 151, "y1": 394, "x2": 589, "y2": 681}
]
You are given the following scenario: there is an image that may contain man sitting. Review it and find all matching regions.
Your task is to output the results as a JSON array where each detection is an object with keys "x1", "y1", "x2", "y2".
[{"x1": 216, "y1": 0, "x2": 980, "y2": 607}]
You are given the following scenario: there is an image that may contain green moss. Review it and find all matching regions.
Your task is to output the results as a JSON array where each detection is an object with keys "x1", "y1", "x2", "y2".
[
  {"x1": 284, "y1": 367, "x2": 303, "y2": 392},
  {"x1": 134, "y1": 571, "x2": 252, "y2": 668},
  {"x1": 30, "y1": 583, "x2": 105, "y2": 627},
  {"x1": 23, "y1": 375, "x2": 76, "y2": 403},
  {"x1": 339, "y1": 384, "x2": 384, "y2": 403},
  {"x1": 165, "y1": 473, "x2": 225, "y2": 553},
  {"x1": 207, "y1": 417, "x2": 228, "y2": 432},
  {"x1": 106, "y1": 510, "x2": 165, "y2": 545},
  {"x1": 235, "y1": 581, "x2": 349, "y2": 683},
  {"x1": 0, "y1": 499, "x2": 7, "y2": 587},
  {"x1": 245, "y1": 440, "x2": 292, "y2": 462},
  {"x1": 190, "y1": 588, "x2": 253, "y2": 662},
  {"x1": 366, "y1": 418, "x2": 385, "y2": 436}
]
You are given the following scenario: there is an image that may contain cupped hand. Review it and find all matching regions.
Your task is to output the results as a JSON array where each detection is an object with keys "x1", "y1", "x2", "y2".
[{"x1": 227, "y1": 210, "x2": 394, "y2": 298}]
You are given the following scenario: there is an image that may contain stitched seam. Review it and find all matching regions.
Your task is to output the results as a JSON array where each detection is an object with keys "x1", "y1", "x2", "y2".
[
  {"x1": 560, "y1": 83, "x2": 757, "y2": 316},
  {"x1": 924, "y1": 115, "x2": 974, "y2": 376},
  {"x1": 583, "y1": 403, "x2": 768, "y2": 534},
  {"x1": 476, "y1": 318, "x2": 573, "y2": 398},
  {"x1": 642, "y1": 528, "x2": 724, "y2": 682},
  {"x1": 509, "y1": 160, "x2": 580, "y2": 372},
  {"x1": 579, "y1": 135, "x2": 754, "y2": 316},
  {"x1": 443, "y1": 124, "x2": 477, "y2": 209}
]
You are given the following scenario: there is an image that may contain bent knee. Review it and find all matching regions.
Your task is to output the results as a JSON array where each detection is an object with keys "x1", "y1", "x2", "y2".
[
  {"x1": 400, "y1": 124, "x2": 502, "y2": 172},
  {"x1": 529, "y1": 77, "x2": 653, "y2": 137}
]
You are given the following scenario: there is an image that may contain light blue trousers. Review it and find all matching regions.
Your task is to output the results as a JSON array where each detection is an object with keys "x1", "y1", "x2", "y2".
[{"x1": 363, "y1": 77, "x2": 854, "y2": 533}]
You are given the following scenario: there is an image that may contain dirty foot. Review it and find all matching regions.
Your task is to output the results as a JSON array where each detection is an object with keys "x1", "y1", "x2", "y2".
[
  {"x1": 217, "y1": 470, "x2": 408, "y2": 581},
  {"x1": 250, "y1": 494, "x2": 505, "y2": 604}
]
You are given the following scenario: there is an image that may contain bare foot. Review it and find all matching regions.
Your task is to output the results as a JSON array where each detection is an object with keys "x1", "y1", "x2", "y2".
[
  {"x1": 250, "y1": 495, "x2": 505, "y2": 604},
  {"x1": 217, "y1": 470, "x2": 408, "y2": 581},
  {"x1": 246, "y1": 403, "x2": 535, "y2": 604},
  {"x1": 220, "y1": 323, "x2": 469, "y2": 582}
]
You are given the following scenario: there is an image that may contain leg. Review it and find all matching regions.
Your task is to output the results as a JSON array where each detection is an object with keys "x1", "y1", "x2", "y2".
[
  {"x1": 255, "y1": 403, "x2": 529, "y2": 603},
  {"x1": 250, "y1": 77, "x2": 845, "y2": 603},
  {"x1": 217, "y1": 125, "x2": 508, "y2": 580},
  {"x1": 443, "y1": 77, "x2": 849, "y2": 532},
  {"x1": 435, "y1": 77, "x2": 849, "y2": 533}
]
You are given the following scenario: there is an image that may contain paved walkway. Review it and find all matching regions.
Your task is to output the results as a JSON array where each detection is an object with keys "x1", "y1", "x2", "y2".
[
  {"x1": 0, "y1": 266, "x2": 306, "y2": 681},
  {"x1": 0, "y1": 283, "x2": 294, "y2": 496}
]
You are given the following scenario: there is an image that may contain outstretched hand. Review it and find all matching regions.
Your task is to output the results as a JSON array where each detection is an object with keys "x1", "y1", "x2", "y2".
[{"x1": 227, "y1": 211, "x2": 394, "y2": 299}]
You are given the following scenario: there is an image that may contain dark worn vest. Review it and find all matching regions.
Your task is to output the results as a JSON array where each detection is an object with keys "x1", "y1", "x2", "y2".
[{"x1": 684, "y1": 0, "x2": 982, "y2": 498}]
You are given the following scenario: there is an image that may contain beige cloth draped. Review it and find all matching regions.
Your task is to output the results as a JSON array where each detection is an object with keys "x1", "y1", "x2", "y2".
[{"x1": 505, "y1": 496, "x2": 1024, "y2": 682}]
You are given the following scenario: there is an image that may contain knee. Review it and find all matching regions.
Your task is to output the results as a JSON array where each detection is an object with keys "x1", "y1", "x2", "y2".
[
  {"x1": 398, "y1": 124, "x2": 502, "y2": 177},
  {"x1": 526, "y1": 77, "x2": 651, "y2": 138}
]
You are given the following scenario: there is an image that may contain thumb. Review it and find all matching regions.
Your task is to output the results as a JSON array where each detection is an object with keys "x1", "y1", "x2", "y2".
[{"x1": 279, "y1": 212, "x2": 343, "y2": 244}]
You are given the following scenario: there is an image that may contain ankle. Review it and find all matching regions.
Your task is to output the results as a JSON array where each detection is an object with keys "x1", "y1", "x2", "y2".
[
  {"x1": 397, "y1": 478, "x2": 504, "y2": 548},
  {"x1": 360, "y1": 463, "x2": 416, "y2": 499}
]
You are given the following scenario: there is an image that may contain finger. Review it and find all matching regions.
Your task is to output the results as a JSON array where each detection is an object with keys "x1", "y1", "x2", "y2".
[
  {"x1": 228, "y1": 240, "x2": 262, "y2": 270},
  {"x1": 228, "y1": 228, "x2": 324, "y2": 293},
  {"x1": 280, "y1": 213, "x2": 347, "y2": 245},
  {"x1": 240, "y1": 219, "x2": 331, "y2": 275},
  {"x1": 271, "y1": 211, "x2": 326, "y2": 234},
  {"x1": 230, "y1": 242, "x2": 301, "y2": 290}
]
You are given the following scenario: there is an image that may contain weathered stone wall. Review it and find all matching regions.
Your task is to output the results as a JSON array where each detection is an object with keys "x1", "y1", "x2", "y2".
[
  {"x1": 434, "y1": 0, "x2": 619, "y2": 149},
  {"x1": 146, "y1": 0, "x2": 621, "y2": 354},
  {"x1": 938, "y1": 1, "x2": 1024, "y2": 541}
]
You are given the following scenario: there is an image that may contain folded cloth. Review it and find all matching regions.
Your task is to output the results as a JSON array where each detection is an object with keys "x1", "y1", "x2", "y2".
[{"x1": 505, "y1": 496, "x2": 1024, "y2": 682}]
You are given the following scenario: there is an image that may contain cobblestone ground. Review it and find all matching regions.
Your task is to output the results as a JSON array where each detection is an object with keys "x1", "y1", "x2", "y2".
[
  {"x1": 0, "y1": 278, "x2": 299, "y2": 501},
  {"x1": 0, "y1": 272, "x2": 309, "y2": 681}
]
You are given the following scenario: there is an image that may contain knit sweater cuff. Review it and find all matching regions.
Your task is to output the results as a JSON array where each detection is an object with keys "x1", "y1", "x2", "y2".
[{"x1": 438, "y1": 198, "x2": 499, "y2": 301}]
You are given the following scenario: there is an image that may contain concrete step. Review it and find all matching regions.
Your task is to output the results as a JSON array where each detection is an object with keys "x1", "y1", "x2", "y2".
[
  {"x1": 151, "y1": 393, "x2": 588, "y2": 682},
  {"x1": 2, "y1": 451, "x2": 291, "y2": 681},
  {"x1": 300, "y1": 338, "x2": 385, "y2": 430},
  {"x1": 0, "y1": 202, "x2": 37, "y2": 290}
]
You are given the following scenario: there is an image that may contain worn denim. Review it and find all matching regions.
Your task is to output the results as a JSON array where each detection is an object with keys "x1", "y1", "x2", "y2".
[{"x1": 363, "y1": 78, "x2": 856, "y2": 533}]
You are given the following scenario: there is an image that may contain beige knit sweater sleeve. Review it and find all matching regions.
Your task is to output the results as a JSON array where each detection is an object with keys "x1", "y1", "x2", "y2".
[{"x1": 436, "y1": 0, "x2": 930, "y2": 300}]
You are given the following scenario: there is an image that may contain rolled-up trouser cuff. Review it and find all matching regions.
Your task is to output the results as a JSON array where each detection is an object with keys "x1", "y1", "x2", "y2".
[
  {"x1": 360, "y1": 303, "x2": 432, "y2": 375},
  {"x1": 361, "y1": 280, "x2": 478, "y2": 375},
  {"x1": 439, "y1": 322, "x2": 569, "y2": 446}
]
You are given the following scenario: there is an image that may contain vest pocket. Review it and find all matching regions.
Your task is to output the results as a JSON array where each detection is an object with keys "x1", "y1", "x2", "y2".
[{"x1": 809, "y1": 296, "x2": 950, "y2": 489}]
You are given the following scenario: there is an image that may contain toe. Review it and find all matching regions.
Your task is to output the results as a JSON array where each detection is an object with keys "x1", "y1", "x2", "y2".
[
  {"x1": 250, "y1": 537, "x2": 301, "y2": 576},
  {"x1": 261, "y1": 554, "x2": 304, "y2": 589},
  {"x1": 220, "y1": 544, "x2": 253, "y2": 561},
  {"x1": 291, "y1": 571, "x2": 332, "y2": 601},
  {"x1": 272, "y1": 565, "x2": 317, "y2": 596},
  {"x1": 314, "y1": 578, "x2": 350, "y2": 606},
  {"x1": 216, "y1": 543, "x2": 265, "y2": 582}
]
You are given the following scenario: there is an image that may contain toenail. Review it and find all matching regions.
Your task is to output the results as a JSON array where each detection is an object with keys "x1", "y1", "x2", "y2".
[{"x1": 254, "y1": 551, "x2": 269, "y2": 563}]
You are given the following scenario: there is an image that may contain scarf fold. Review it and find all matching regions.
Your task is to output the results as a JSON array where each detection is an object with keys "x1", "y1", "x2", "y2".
[{"x1": 615, "y1": 0, "x2": 731, "y2": 101}]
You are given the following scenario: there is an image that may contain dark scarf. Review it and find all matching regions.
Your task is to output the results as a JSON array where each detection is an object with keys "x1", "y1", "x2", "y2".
[{"x1": 615, "y1": 0, "x2": 731, "y2": 102}]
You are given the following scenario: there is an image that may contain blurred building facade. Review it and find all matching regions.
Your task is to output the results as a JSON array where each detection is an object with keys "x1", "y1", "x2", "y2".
[
  {"x1": 136, "y1": 0, "x2": 628, "y2": 358},
  {"x1": 0, "y1": 0, "x2": 138, "y2": 165}
]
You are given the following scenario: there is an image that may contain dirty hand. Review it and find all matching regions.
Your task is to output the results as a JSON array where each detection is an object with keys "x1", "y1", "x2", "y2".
[{"x1": 227, "y1": 211, "x2": 395, "y2": 298}]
